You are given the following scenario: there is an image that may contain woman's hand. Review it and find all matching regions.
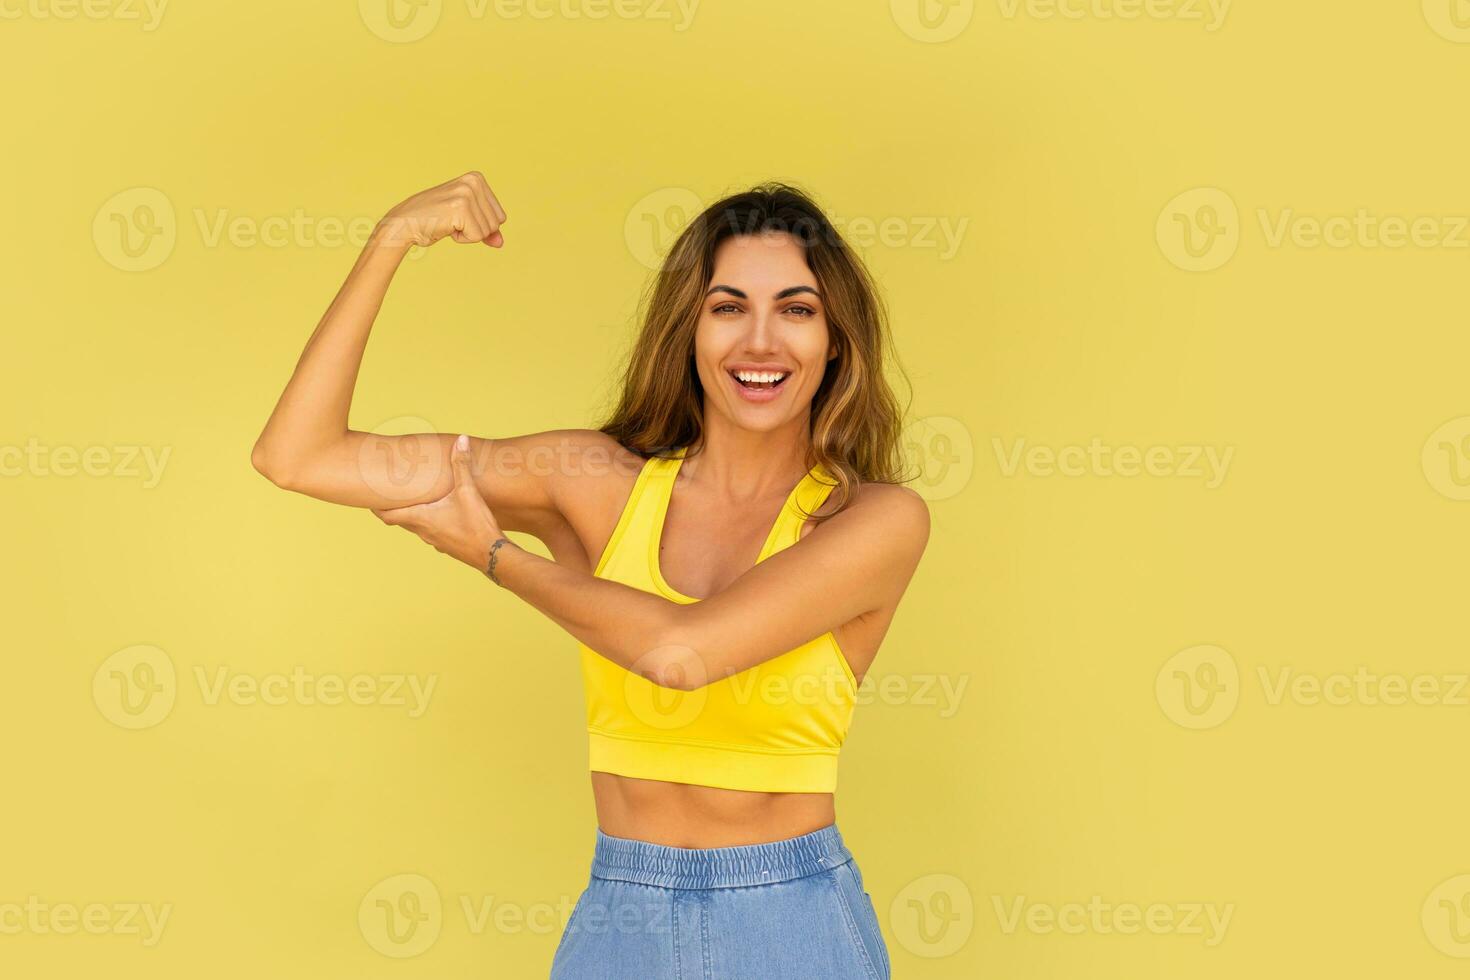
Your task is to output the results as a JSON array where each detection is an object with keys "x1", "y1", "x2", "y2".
[
  {"x1": 376, "y1": 171, "x2": 508, "y2": 250},
  {"x1": 372, "y1": 434, "x2": 505, "y2": 575}
]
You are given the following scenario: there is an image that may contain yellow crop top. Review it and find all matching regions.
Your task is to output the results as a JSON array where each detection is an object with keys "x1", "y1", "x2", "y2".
[{"x1": 577, "y1": 447, "x2": 859, "y2": 793}]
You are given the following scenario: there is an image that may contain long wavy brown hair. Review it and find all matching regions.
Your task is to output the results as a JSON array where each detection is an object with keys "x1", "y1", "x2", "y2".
[{"x1": 598, "y1": 182, "x2": 914, "y2": 521}]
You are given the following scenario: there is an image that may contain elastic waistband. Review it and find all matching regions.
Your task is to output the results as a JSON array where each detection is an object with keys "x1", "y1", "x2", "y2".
[{"x1": 591, "y1": 824, "x2": 852, "y2": 890}]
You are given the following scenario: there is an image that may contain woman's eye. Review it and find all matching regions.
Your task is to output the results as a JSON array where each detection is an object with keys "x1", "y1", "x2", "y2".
[{"x1": 710, "y1": 303, "x2": 816, "y2": 317}]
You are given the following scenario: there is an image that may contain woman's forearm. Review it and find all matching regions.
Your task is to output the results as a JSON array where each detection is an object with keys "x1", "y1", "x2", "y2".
[
  {"x1": 251, "y1": 225, "x2": 410, "y2": 482},
  {"x1": 490, "y1": 542, "x2": 694, "y2": 688}
]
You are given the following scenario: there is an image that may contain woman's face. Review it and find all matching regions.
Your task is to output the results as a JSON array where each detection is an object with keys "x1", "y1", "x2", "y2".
[{"x1": 693, "y1": 231, "x2": 837, "y2": 435}]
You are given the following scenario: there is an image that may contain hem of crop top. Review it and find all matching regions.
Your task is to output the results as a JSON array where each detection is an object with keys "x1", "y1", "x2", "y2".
[{"x1": 588, "y1": 728, "x2": 840, "y2": 794}]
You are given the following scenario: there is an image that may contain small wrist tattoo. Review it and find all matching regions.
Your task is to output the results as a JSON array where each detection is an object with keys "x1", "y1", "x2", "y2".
[{"x1": 485, "y1": 536, "x2": 513, "y2": 586}]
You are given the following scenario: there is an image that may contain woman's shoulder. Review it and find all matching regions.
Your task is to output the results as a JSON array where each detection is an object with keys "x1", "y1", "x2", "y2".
[
  {"x1": 537, "y1": 429, "x2": 669, "y2": 515},
  {"x1": 550, "y1": 428, "x2": 644, "y2": 468},
  {"x1": 804, "y1": 475, "x2": 930, "y2": 545},
  {"x1": 519, "y1": 429, "x2": 647, "y2": 498}
]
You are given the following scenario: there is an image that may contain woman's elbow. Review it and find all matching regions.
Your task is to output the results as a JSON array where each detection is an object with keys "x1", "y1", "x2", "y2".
[
  {"x1": 632, "y1": 624, "x2": 715, "y2": 692},
  {"x1": 250, "y1": 441, "x2": 296, "y2": 489}
]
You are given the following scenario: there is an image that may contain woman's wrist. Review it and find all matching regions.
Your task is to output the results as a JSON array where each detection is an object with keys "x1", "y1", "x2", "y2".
[
  {"x1": 368, "y1": 217, "x2": 416, "y2": 259},
  {"x1": 485, "y1": 536, "x2": 517, "y2": 586}
]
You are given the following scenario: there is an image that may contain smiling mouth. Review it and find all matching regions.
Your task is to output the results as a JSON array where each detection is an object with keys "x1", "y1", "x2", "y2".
[{"x1": 728, "y1": 369, "x2": 790, "y2": 391}]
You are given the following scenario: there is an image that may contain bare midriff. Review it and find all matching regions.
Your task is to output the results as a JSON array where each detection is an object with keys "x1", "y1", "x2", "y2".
[{"x1": 591, "y1": 771, "x2": 837, "y2": 848}]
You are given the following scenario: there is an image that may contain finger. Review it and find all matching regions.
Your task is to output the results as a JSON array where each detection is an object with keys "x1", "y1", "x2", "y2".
[
  {"x1": 483, "y1": 230, "x2": 504, "y2": 248},
  {"x1": 451, "y1": 433, "x2": 475, "y2": 488},
  {"x1": 452, "y1": 213, "x2": 487, "y2": 245},
  {"x1": 482, "y1": 184, "x2": 507, "y2": 225},
  {"x1": 452, "y1": 435, "x2": 491, "y2": 508},
  {"x1": 466, "y1": 170, "x2": 507, "y2": 226},
  {"x1": 468, "y1": 188, "x2": 499, "y2": 244},
  {"x1": 458, "y1": 185, "x2": 493, "y2": 244},
  {"x1": 449, "y1": 193, "x2": 487, "y2": 244},
  {"x1": 373, "y1": 504, "x2": 420, "y2": 526},
  {"x1": 458, "y1": 172, "x2": 498, "y2": 244}
]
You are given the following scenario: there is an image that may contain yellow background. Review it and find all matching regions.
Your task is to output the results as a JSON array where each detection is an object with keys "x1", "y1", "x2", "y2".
[{"x1": 4, "y1": 1, "x2": 1470, "y2": 977}]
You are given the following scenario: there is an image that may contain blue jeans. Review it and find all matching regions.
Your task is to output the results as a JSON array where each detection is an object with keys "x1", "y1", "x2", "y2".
[{"x1": 550, "y1": 823, "x2": 890, "y2": 979}]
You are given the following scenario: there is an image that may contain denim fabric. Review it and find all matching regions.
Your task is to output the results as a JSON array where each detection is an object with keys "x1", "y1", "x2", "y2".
[{"x1": 550, "y1": 823, "x2": 890, "y2": 979}]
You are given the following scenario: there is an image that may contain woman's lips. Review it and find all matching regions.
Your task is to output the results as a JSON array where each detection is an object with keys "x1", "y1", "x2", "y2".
[{"x1": 727, "y1": 370, "x2": 790, "y2": 403}]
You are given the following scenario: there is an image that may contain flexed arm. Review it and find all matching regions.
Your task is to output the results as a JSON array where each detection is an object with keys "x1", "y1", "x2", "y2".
[
  {"x1": 251, "y1": 171, "x2": 505, "y2": 487},
  {"x1": 249, "y1": 173, "x2": 586, "y2": 537}
]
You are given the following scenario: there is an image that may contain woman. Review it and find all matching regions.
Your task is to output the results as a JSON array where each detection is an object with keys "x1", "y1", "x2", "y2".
[{"x1": 251, "y1": 172, "x2": 929, "y2": 978}]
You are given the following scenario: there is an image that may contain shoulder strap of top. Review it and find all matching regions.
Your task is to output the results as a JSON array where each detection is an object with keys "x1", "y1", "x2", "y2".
[
  {"x1": 592, "y1": 450, "x2": 681, "y2": 578},
  {"x1": 761, "y1": 462, "x2": 839, "y2": 557},
  {"x1": 642, "y1": 447, "x2": 684, "y2": 492}
]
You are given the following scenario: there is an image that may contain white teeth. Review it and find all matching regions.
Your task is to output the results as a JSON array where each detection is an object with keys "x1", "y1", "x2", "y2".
[{"x1": 733, "y1": 370, "x2": 788, "y2": 383}]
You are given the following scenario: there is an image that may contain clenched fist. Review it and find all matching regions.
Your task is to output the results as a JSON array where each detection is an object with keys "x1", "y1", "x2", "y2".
[{"x1": 376, "y1": 171, "x2": 508, "y2": 250}]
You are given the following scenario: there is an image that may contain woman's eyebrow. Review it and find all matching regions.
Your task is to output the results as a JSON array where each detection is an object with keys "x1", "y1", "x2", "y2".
[{"x1": 705, "y1": 285, "x2": 822, "y2": 300}]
